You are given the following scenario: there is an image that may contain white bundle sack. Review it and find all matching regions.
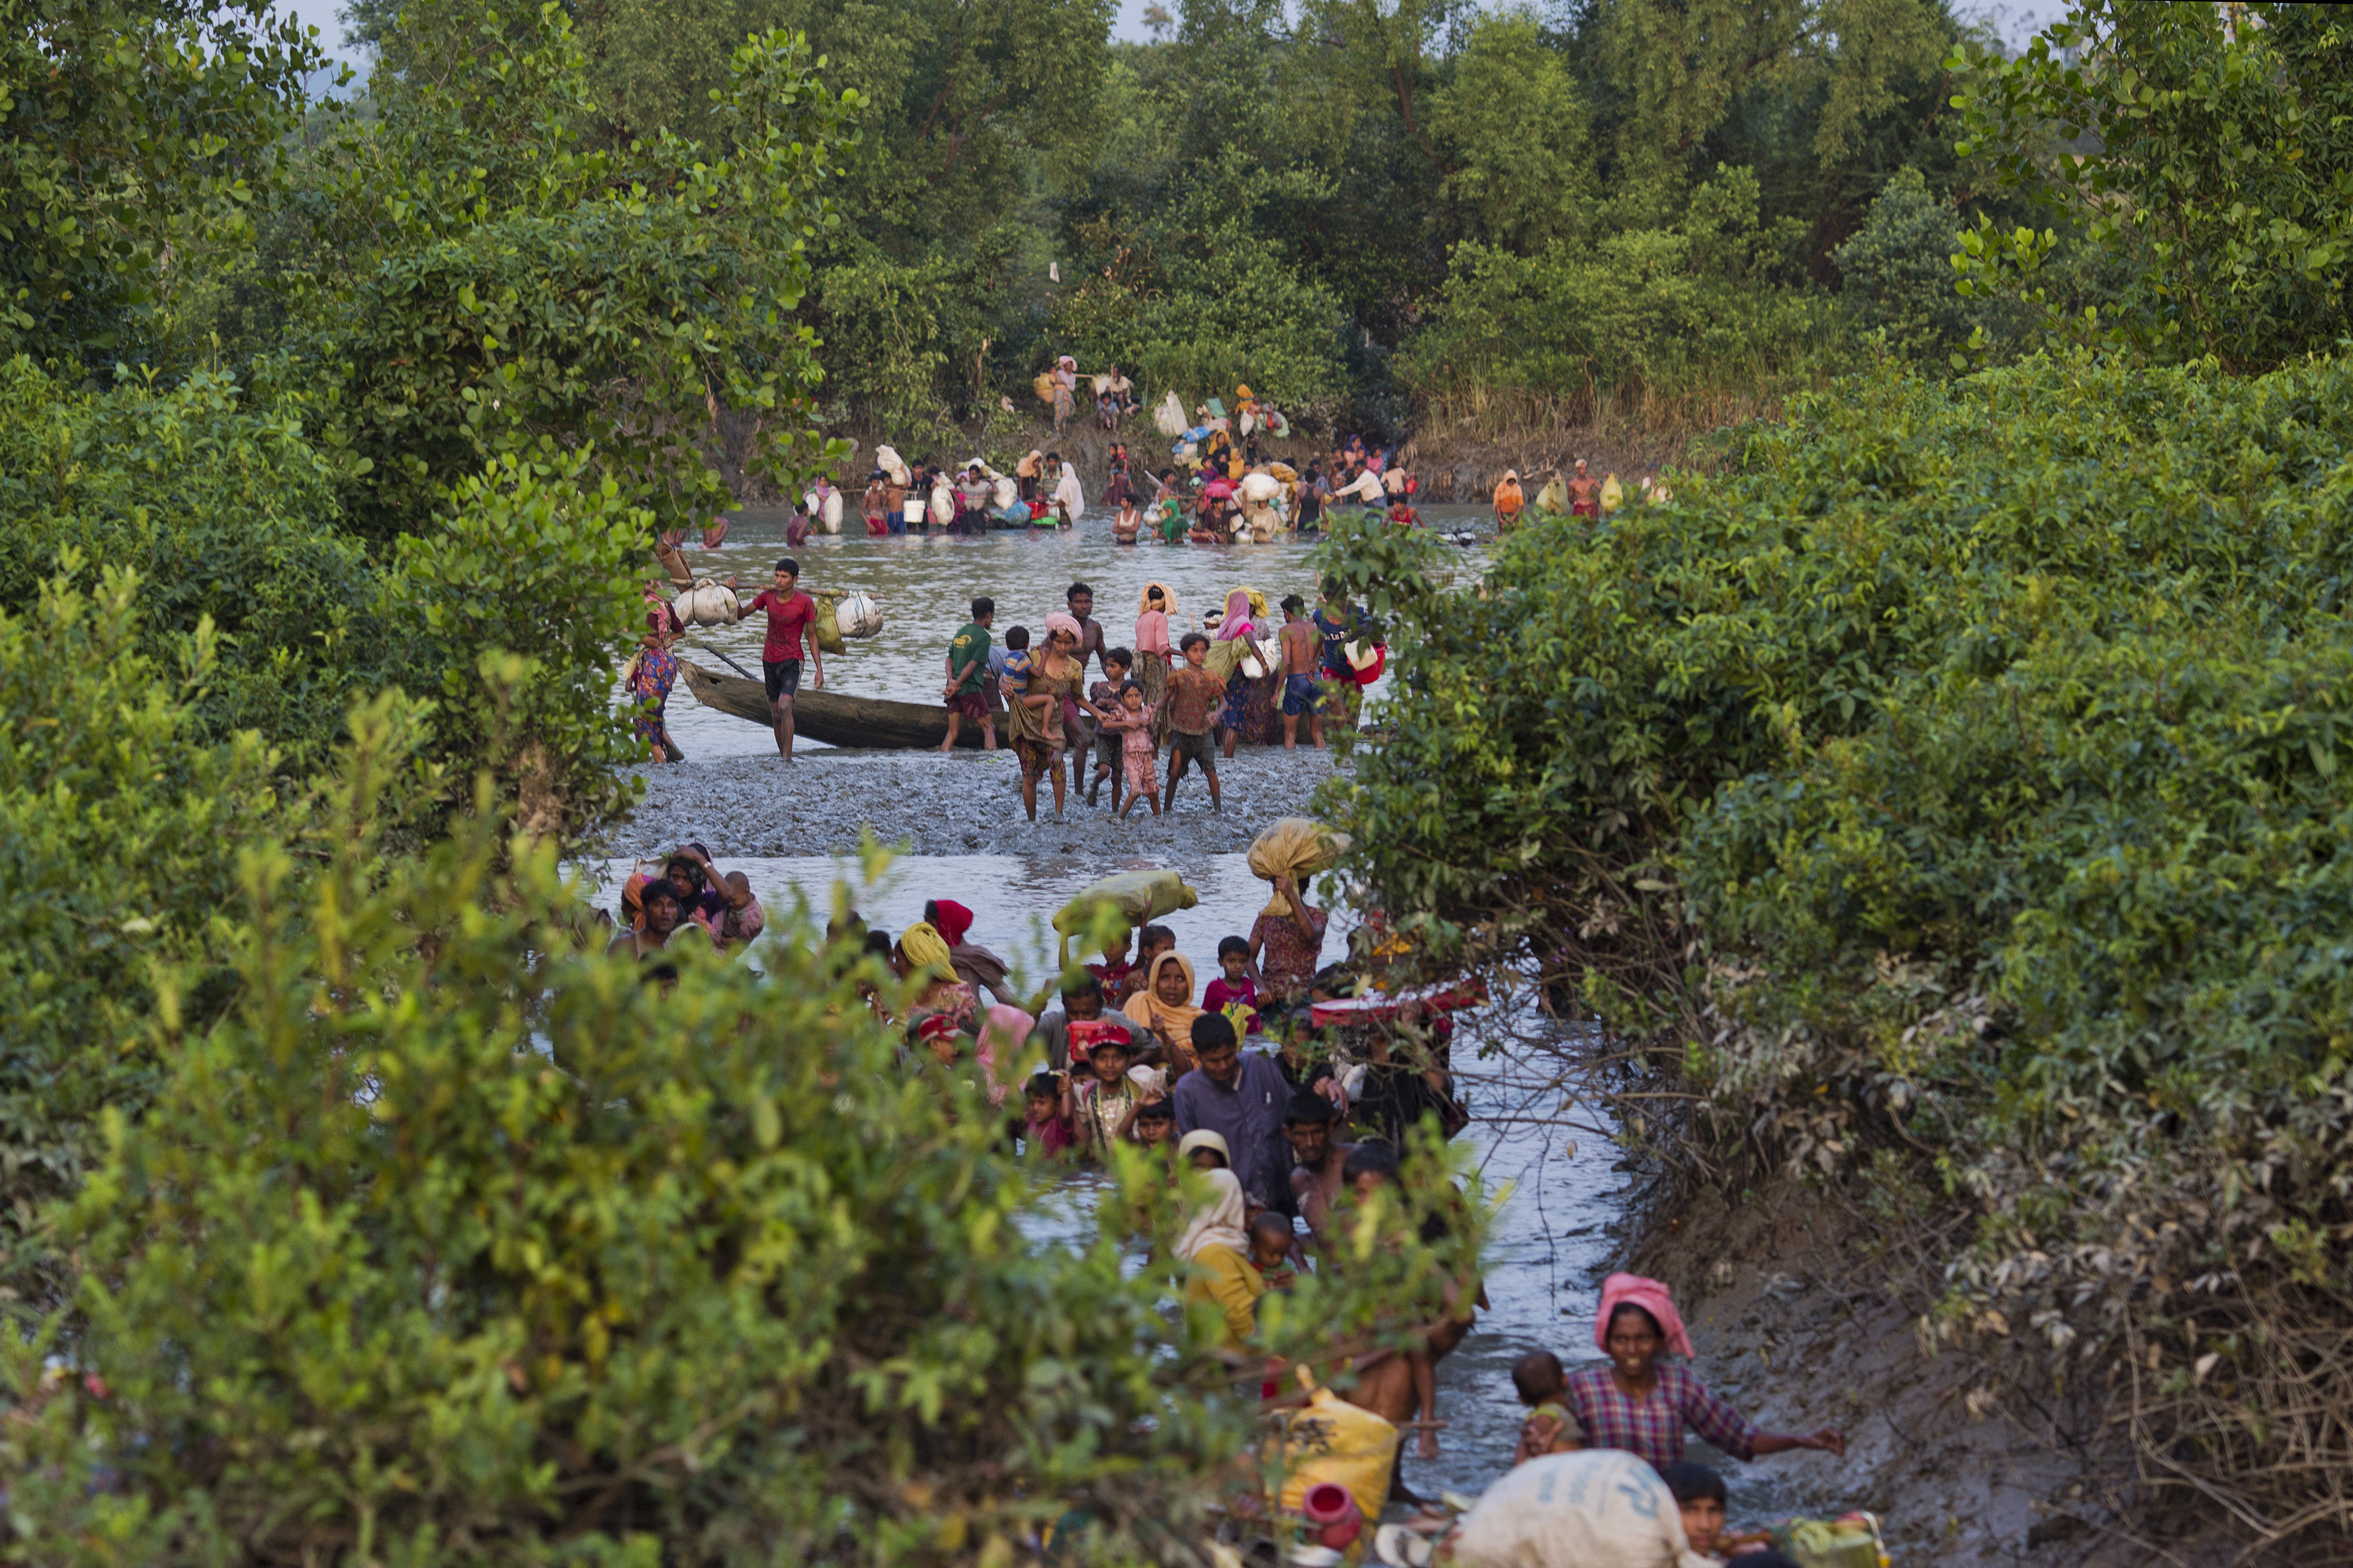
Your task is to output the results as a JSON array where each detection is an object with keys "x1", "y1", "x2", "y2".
[
  {"x1": 1238, "y1": 471, "x2": 1282, "y2": 505},
  {"x1": 1446, "y1": 1452, "x2": 1714, "y2": 1568},
  {"x1": 874, "y1": 444, "x2": 911, "y2": 487},
  {"x1": 835, "y1": 591, "x2": 884, "y2": 638},
  {"x1": 671, "y1": 579, "x2": 741, "y2": 628},
  {"x1": 1154, "y1": 390, "x2": 1187, "y2": 437}
]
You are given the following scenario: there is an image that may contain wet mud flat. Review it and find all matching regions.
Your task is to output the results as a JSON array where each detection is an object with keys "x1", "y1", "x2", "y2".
[{"x1": 597, "y1": 745, "x2": 1354, "y2": 859}]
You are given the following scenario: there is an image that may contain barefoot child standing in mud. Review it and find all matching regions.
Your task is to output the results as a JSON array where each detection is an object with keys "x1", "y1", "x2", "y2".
[{"x1": 1161, "y1": 633, "x2": 1224, "y2": 814}]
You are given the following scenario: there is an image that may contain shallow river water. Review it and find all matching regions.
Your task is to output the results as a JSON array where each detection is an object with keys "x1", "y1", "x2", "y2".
[
  {"x1": 660, "y1": 501, "x2": 1493, "y2": 757},
  {"x1": 611, "y1": 501, "x2": 1710, "y2": 1504},
  {"x1": 587, "y1": 848, "x2": 1635, "y2": 1500}
]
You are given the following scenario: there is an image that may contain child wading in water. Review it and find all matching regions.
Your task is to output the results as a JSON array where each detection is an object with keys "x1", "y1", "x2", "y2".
[
  {"x1": 1510, "y1": 1350, "x2": 1584, "y2": 1465},
  {"x1": 1201, "y1": 934, "x2": 1263, "y2": 1035},
  {"x1": 1065, "y1": 1032, "x2": 1138, "y2": 1155},
  {"x1": 1249, "y1": 1211, "x2": 1299, "y2": 1290},
  {"x1": 1022, "y1": 1071, "x2": 1075, "y2": 1157},
  {"x1": 1098, "y1": 682, "x2": 1162, "y2": 818}
]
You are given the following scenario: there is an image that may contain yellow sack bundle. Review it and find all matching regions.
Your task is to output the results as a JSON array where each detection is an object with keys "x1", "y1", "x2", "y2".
[
  {"x1": 1033, "y1": 370, "x2": 1057, "y2": 405},
  {"x1": 809, "y1": 593, "x2": 846, "y2": 656},
  {"x1": 1053, "y1": 870, "x2": 1198, "y2": 963},
  {"x1": 1599, "y1": 473, "x2": 1624, "y2": 513},
  {"x1": 1535, "y1": 476, "x2": 1568, "y2": 515},
  {"x1": 1266, "y1": 1378, "x2": 1399, "y2": 1533},
  {"x1": 1247, "y1": 818, "x2": 1348, "y2": 917}
]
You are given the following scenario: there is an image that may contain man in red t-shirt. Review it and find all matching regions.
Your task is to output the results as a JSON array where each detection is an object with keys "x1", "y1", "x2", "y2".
[{"x1": 741, "y1": 556, "x2": 825, "y2": 761}]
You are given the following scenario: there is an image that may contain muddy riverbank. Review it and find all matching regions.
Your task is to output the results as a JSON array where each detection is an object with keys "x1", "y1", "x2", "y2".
[{"x1": 598, "y1": 746, "x2": 1350, "y2": 859}]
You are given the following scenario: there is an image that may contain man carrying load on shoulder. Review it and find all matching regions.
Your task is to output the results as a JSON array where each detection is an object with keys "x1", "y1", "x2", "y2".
[{"x1": 741, "y1": 556, "x2": 824, "y2": 763}]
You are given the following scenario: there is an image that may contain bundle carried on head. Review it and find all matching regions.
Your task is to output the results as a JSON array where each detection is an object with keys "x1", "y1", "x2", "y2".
[
  {"x1": 1052, "y1": 870, "x2": 1198, "y2": 964},
  {"x1": 1248, "y1": 818, "x2": 1348, "y2": 917}
]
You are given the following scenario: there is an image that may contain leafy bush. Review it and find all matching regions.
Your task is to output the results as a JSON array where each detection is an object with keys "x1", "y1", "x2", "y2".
[
  {"x1": 0, "y1": 750, "x2": 1485, "y2": 1561},
  {"x1": 0, "y1": 0, "x2": 323, "y2": 365},
  {"x1": 0, "y1": 564, "x2": 286, "y2": 1314},
  {"x1": 1326, "y1": 349, "x2": 2353, "y2": 1547},
  {"x1": 0, "y1": 357, "x2": 386, "y2": 773},
  {"x1": 1049, "y1": 219, "x2": 1353, "y2": 418},
  {"x1": 285, "y1": 2, "x2": 856, "y2": 540},
  {"x1": 1399, "y1": 167, "x2": 1844, "y2": 435},
  {"x1": 386, "y1": 450, "x2": 651, "y2": 843},
  {"x1": 1950, "y1": 1, "x2": 2352, "y2": 370}
]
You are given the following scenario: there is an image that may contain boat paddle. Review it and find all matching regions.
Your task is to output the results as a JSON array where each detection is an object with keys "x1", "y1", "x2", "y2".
[{"x1": 691, "y1": 643, "x2": 760, "y2": 681}]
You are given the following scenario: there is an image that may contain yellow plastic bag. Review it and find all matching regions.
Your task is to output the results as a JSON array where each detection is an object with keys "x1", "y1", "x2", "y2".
[
  {"x1": 1774, "y1": 1515, "x2": 1888, "y2": 1568},
  {"x1": 1247, "y1": 818, "x2": 1348, "y2": 916},
  {"x1": 1599, "y1": 473, "x2": 1624, "y2": 513},
  {"x1": 1535, "y1": 476, "x2": 1568, "y2": 515},
  {"x1": 1268, "y1": 1383, "x2": 1399, "y2": 1533},
  {"x1": 1033, "y1": 370, "x2": 1057, "y2": 405}
]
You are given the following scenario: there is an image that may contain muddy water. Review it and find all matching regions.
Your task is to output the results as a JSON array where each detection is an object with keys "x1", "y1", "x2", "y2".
[
  {"x1": 588, "y1": 839, "x2": 1633, "y2": 1501},
  {"x1": 658, "y1": 502, "x2": 1494, "y2": 757}
]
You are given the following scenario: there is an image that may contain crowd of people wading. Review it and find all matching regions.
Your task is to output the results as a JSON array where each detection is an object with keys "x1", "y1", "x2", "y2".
[{"x1": 612, "y1": 365, "x2": 1851, "y2": 1565}]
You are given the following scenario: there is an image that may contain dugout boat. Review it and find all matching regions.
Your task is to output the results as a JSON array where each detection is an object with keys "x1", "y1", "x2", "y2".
[{"x1": 677, "y1": 659, "x2": 982, "y2": 750}]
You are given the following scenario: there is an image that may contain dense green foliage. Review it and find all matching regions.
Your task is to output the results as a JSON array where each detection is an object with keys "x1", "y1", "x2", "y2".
[
  {"x1": 322, "y1": 0, "x2": 2020, "y2": 435},
  {"x1": 1, "y1": 771, "x2": 1226, "y2": 1562},
  {"x1": 283, "y1": 1, "x2": 856, "y2": 540},
  {"x1": 1951, "y1": 1, "x2": 2352, "y2": 369},
  {"x1": 0, "y1": 569, "x2": 287, "y2": 1316},
  {"x1": 0, "y1": 360, "x2": 385, "y2": 769},
  {"x1": 0, "y1": 0, "x2": 324, "y2": 364},
  {"x1": 1397, "y1": 166, "x2": 1835, "y2": 431},
  {"x1": 0, "y1": 579, "x2": 1487, "y2": 1561},
  {"x1": 1326, "y1": 350, "x2": 2353, "y2": 1543}
]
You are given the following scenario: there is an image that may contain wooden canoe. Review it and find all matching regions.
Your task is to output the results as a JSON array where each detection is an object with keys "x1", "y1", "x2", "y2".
[{"x1": 677, "y1": 659, "x2": 986, "y2": 749}]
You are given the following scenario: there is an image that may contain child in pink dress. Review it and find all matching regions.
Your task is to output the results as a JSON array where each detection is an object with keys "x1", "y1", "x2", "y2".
[{"x1": 1100, "y1": 684, "x2": 1161, "y2": 819}]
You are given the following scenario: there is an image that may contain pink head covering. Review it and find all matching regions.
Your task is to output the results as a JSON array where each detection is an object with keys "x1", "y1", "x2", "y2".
[
  {"x1": 1043, "y1": 611, "x2": 1083, "y2": 646},
  {"x1": 1214, "y1": 589, "x2": 1254, "y2": 641},
  {"x1": 969, "y1": 1003, "x2": 1036, "y2": 1111},
  {"x1": 1594, "y1": 1272, "x2": 1695, "y2": 1358}
]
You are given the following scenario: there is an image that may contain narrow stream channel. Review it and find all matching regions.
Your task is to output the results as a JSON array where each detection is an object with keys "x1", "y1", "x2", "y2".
[{"x1": 614, "y1": 501, "x2": 1649, "y2": 1503}]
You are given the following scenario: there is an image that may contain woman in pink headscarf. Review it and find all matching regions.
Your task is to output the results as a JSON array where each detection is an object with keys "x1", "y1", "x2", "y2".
[
  {"x1": 1207, "y1": 589, "x2": 1259, "y2": 752},
  {"x1": 1564, "y1": 1272, "x2": 1846, "y2": 1471},
  {"x1": 1005, "y1": 614, "x2": 1099, "y2": 821}
]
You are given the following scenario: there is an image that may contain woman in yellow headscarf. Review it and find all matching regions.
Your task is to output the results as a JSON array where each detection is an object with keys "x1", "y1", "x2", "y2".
[
  {"x1": 1123, "y1": 950, "x2": 1205, "y2": 1075},
  {"x1": 899, "y1": 920, "x2": 977, "y2": 1032}
]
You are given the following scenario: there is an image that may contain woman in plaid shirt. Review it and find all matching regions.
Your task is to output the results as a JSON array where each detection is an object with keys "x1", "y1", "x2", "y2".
[{"x1": 1566, "y1": 1273, "x2": 1845, "y2": 1471}]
